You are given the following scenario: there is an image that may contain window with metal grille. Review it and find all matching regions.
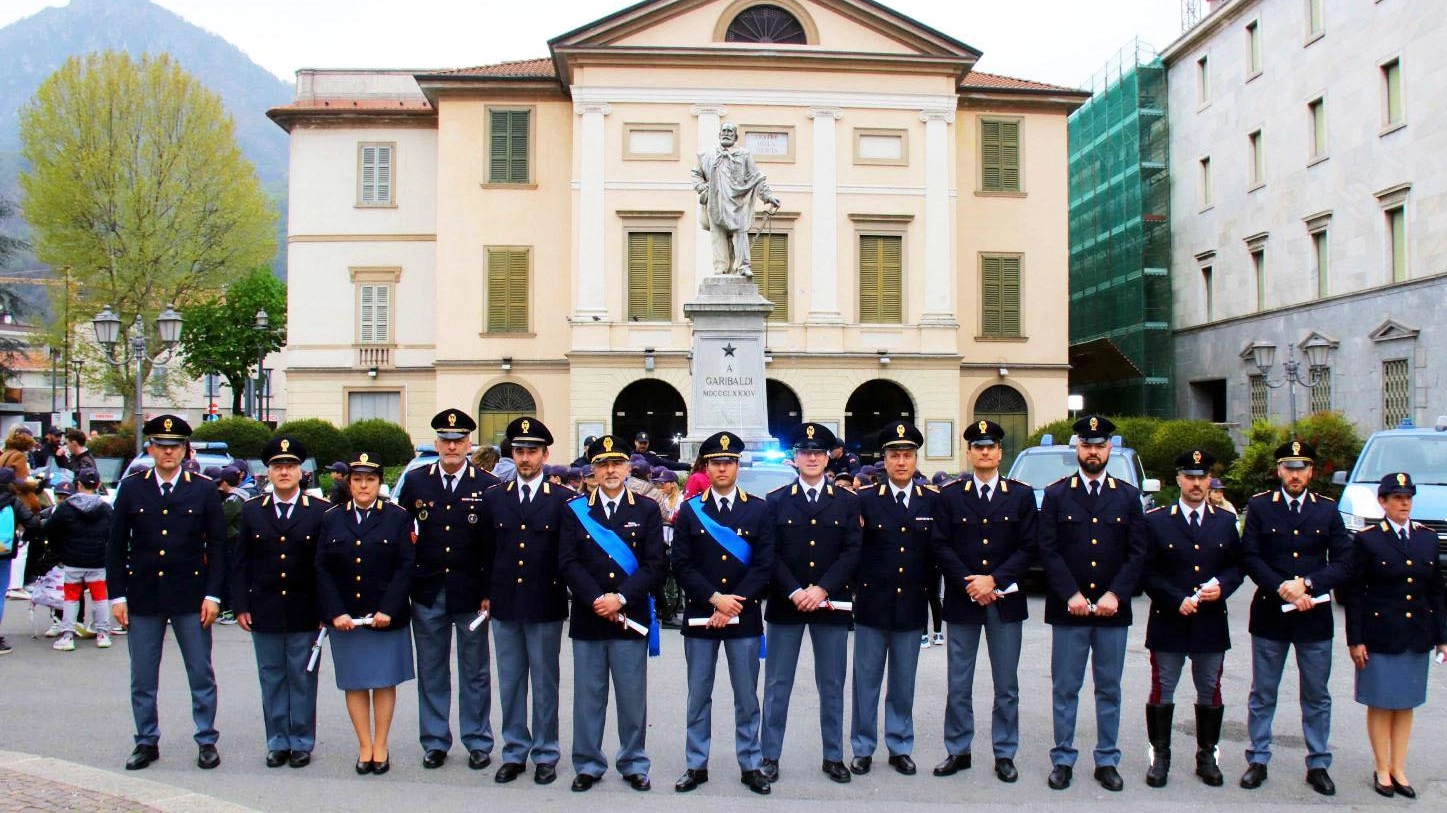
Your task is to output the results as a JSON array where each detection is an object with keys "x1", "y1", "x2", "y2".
[
  {"x1": 626, "y1": 232, "x2": 672, "y2": 322},
  {"x1": 348, "y1": 391, "x2": 401, "y2": 424},
  {"x1": 724, "y1": 5, "x2": 807, "y2": 44},
  {"x1": 1248, "y1": 374, "x2": 1268, "y2": 423},
  {"x1": 478, "y1": 383, "x2": 536, "y2": 447},
  {"x1": 1382, "y1": 359, "x2": 1410, "y2": 428},
  {"x1": 358, "y1": 144, "x2": 393, "y2": 205},
  {"x1": 488, "y1": 109, "x2": 531, "y2": 184},
  {"x1": 973, "y1": 384, "x2": 1029, "y2": 469},
  {"x1": 1308, "y1": 368, "x2": 1331, "y2": 414},
  {"x1": 357, "y1": 283, "x2": 392, "y2": 344},
  {"x1": 858, "y1": 234, "x2": 902, "y2": 323},
  {"x1": 486, "y1": 248, "x2": 529, "y2": 333},
  {"x1": 750, "y1": 232, "x2": 788, "y2": 322},
  {"x1": 980, "y1": 119, "x2": 1021, "y2": 193},
  {"x1": 980, "y1": 254, "x2": 1022, "y2": 338}
]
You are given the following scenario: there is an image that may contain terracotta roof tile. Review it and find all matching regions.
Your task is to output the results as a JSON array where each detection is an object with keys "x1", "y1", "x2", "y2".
[
  {"x1": 429, "y1": 57, "x2": 556, "y2": 78},
  {"x1": 270, "y1": 98, "x2": 433, "y2": 113},
  {"x1": 960, "y1": 71, "x2": 1084, "y2": 93}
]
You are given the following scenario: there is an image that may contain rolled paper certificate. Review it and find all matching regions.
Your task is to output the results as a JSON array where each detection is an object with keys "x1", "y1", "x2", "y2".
[
  {"x1": 350, "y1": 615, "x2": 375, "y2": 626},
  {"x1": 687, "y1": 616, "x2": 742, "y2": 627},
  {"x1": 1280, "y1": 594, "x2": 1330, "y2": 613},
  {"x1": 306, "y1": 628, "x2": 328, "y2": 673},
  {"x1": 468, "y1": 610, "x2": 490, "y2": 632},
  {"x1": 820, "y1": 600, "x2": 854, "y2": 612},
  {"x1": 1435, "y1": 650, "x2": 1446, "y2": 665},
  {"x1": 619, "y1": 615, "x2": 649, "y2": 636},
  {"x1": 1189, "y1": 577, "x2": 1221, "y2": 605},
  {"x1": 1087, "y1": 603, "x2": 1098, "y2": 615},
  {"x1": 994, "y1": 583, "x2": 1020, "y2": 597}
]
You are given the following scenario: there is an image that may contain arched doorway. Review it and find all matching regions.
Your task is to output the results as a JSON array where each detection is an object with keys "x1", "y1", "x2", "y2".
[
  {"x1": 844, "y1": 380, "x2": 915, "y2": 462},
  {"x1": 766, "y1": 379, "x2": 803, "y2": 445},
  {"x1": 973, "y1": 384, "x2": 1029, "y2": 469},
  {"x1": 478, "y1": 382, "x2": 536, "y2": 448},
  {"x1": 612, "y1": 380, "x2": 688, "y2": 461}
]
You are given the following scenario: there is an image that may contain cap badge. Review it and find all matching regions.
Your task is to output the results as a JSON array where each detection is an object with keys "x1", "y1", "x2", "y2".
[
  {"x1": 280, "y1": 439, "x2": 290, "y2": 452},
  {"x1": 1291, "y1": 441, "x2": 1301, "y2": 456},
  {"x1": 1192, "y1": 450, "x2": 1202, "y2": 464},
  {"x1": 720, "y1": 435, "x2": 731, "y2": 450},
  {"x1": 603, "y1": 437, "x2": 614, "y2": 452},
  {"x1": 897, "y1": 424, "x2": 906, "y2": 438},
  {"x1": 448, "y1": 412, "x2": 457, "y2": 427},
  {"x1": 1088, "y1": 417, "x2": 1099, "y2": 432},
  {"x1": 359, "y1": 453, "x2": 370, "y2": 464},
  {"x1": 1398, "y1": 472, "x2": 1408, "y2": 486},
  {"x1": 521, "y1": 419, "x2": 531, "y2": 434},
  {"x1": 806, "y1": 425, "x2": 816, "y2": 439},
  {"x1": 978, "y1": 421, "x2": 988, "y2": 434},
  {"x1": 163, "y1": 418, "x2": 173, "y2": 431}
]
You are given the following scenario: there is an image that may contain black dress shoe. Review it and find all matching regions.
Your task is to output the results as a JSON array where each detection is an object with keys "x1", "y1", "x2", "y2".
[
  {"x1": 372, "y1": 753, "x2": 390, "y2": 776},
  {"x1": 495, "y1": 762, "x2": 526, "y2": 783},
  {"x1": 571, "y1": 774, "x2": 599, "y2": 792},
  {"x1": 535, "y1": 763, "x2": 558, "y2": 785},
  {"x1": 760, "y1": 757, "x2": 779, "y2": 782},
  {"x1": 1392, "y1": 777, "x2": 1416, "y2": 799},
  {"x1": 1306, "y1": 767, "x2": 1335, "y2": 796},
  {"x1": 624, "y1": 773, "x2": 651, "y2": 791},
  {"x1": 266, "y1": 750, "x2": 290, "y2": 768},
  {"x1": 674, "y1": 768, "x2": 709, "y2": 792},
  {"x1": 1048, "y1": 764, "x2": 1072, "y2": 790},
  {"x1": 740, "y1": 769, "x2": 771, "y2": 795},
  {"x1": 1093, "y1": 766, "x2": 1124, "y2": 792},
  {"x1": 933, "y1": 753, "x2": 971, "y2": 776},
  {"x1": 1373, "y1": 773, "x2": 1395, "y2": 798},
  {"x1": 423, "y1": 749, "x2": 447, "y2": 769},
  {"x1": 125, "y1": 745, "x2": 159, "y2": 771},
  {"x1": 356, "y1": 759, "x2": 373, "y2": 775},
  {"x1": 850, "y1": 756, "x2": 872, "y2": 775},
  {"x1": 888, "y1": 754, "x2": 917, "y2": 775},
  {"x1": 288, "y1": 751, "x2": 310, "y2": 769},
  {"x1": 1239, "y1": 763, "x2": 1268, "y2": 789},
  {"x1": 995, "y1": 757, "x2": 1019, "y2": 783},
  {"x1": 823, "y1": 760, "x2": 851, "y2": 783},
  {"x1": 468, "y1": 749, "x2": 491, "y2": 769},
  {"x1": 197, "y1": 744, "x2": 221, "y2": 770}
]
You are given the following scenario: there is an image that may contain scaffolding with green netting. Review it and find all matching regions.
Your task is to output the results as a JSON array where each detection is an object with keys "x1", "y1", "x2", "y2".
[{"x1": 1067, "y1": 40, "x2": 1174, "y2": 417}]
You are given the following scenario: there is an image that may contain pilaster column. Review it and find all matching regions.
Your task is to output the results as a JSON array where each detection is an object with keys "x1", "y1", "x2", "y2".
[
  {"x1": 807, "y1": 106, "x2": 844, "y2": 323},
  {"x1": 574, "y1": 101, "x2": 611, "y2": 320},
  {"x1": 920, "y1": 109, "x2": 955, "y2": 324},
  {"x1": 691, "y1": 105, "x2": 727, "y2": 282}
]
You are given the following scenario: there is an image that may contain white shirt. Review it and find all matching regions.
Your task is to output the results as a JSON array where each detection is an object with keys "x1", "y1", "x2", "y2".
[
  {"x1": 889, "y1": 482, "x2": 912, "y2": 508},
  {"x1": 1387, "y1": 518, "x2": 1412, "y2": 538},
  {"x1": 273, "y1": 492, "x2": 298, "y2": 519},
  {"x1": 973, "y1": 474, "x2": 1000, "y2": 495},
  {"x1": 1177, "y1": 499, "x2": 1205, "y2": 526},
  {"x1": 439, "y1": 464, "x2": 466, "y2": 491},
  {"x1": 1280, "y1": 489, "x2": 1304, "y2": 512},
  {"x1": 516, "y1": 472, "x2": 545, "y2": 500},
  {"x1": 155, "y1": 468, "x2": 182, "y2": 494},
  {"x1": 709, "y1": 487, "x2": 738, "y2": 508},
  {"x1": 353, "y1": 500, "x2": 377, "y2": 523},
  {"x1": 798, "y1": 476, "x2": 826, "y2": 499},
  {"x1": 598, "y1": 487, "x2": 626, "y2": 517}
]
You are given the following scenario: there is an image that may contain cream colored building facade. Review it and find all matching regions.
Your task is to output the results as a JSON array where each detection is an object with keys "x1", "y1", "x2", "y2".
[{"x1": 271, "y1": 0, "x2": 1086, "y2": 468}]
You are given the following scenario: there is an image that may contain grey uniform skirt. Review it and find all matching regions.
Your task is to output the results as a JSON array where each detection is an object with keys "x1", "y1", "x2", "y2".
[
  {"x1": 329, "y1": 626, "x2": 416, "y2": 690},
  {"x1": 1355, "y1": 650, "x2": 1429, "y2": 710}
]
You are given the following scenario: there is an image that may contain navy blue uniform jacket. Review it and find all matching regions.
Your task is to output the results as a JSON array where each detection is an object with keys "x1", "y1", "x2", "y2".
[
  {"x1": 558, "y1": 489, "x2": 665, "y2": 640},
  {"x1": 671, "y1": 490, "x2": 775, "y2": 640},
  {"x1": 765, "y1": 480, "x2": 861, "y2": 626},
  {"x1": 395, "y1": 463, "x2": 499, "y2": 615},
  {"x1": 480, "y1": 479, "x2": 573, "y2": 624},
  {"x1": 1241, "y1": 490, "x2": 1351, "y2": 643},
  {"x1": 106, "y1": 468, "x2": 228, "y2": 617},
  {"x1": 932, "y1": 477, "x2": 1036, "y2": 625},
  {"x1": 230, "y1": 493, "x2": 328, "y2": 633},
  {"x1": 1038, "y1": 474, "x2": 1147, "y2": 627},
  {"x1": 1142, "y1": 503, "x2": 1243, "y2": 652},
  {"x1": 1344, "y1": 520, "x2": 1447, "y2": 654},
  {"x1": 315, "y1": 500, "x2": 415, "y2": 627},
  {"x1": 856, "y1": 482, "x2": 938, "y2": 631}
]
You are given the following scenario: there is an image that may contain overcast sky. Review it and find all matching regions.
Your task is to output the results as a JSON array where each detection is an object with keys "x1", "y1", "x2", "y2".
[{"x1": 0, "y1": 0, "x2": 1185, "y2": 90}]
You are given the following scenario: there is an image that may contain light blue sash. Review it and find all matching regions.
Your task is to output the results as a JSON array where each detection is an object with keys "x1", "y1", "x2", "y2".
[
  {"x1": 568, "y1": 497, "x2": 638, "y2": 575},
  {"x1": 686, "y1": 495, "x2": 752, "y2": 565}
]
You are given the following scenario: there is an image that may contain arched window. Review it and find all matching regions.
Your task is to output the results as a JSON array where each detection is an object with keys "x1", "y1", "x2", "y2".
[
  {"x1": 973, "y1": 384, "x2": 1029, "y2": 469},
  {"x1": 478, "y1": 383, "x2": 536, "y2": 447},
  {"x1": 612, "y1": 379, "x2": 688, "y2": 461},
  {"x1": 844, "y1": 380, "x2": 915, "y2": 462},
  {"x1": 725, "y1": 4, "x2": 807, "y2": 44}
]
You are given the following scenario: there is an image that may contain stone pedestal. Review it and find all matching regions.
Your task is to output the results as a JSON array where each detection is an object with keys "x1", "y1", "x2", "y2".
[{"x1": 682, "y1": 275, "x2": 777, "y2": 461}]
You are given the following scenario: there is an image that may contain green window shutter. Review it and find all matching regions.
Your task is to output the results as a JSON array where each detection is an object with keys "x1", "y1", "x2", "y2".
[
  {"x1": 980, "y1": 120, "x2": 1020, "y2": 192},
  {"x1": 980, "y1": 121, "x2": 1001, "y2": 191},
  {"x1": 627, "y1": 232, "x2": 672, "y2": 321},
  {"x1": 859, "y1": 235, "x2": 902, "y2": 324},
  {"x1": 750, "y1": 233, "x2": 788, "y2": 322},
  {"x1": 981, "y1": 255, "x2": 1001, "y2": 336},
  {"x1": 998, "y1": 122, "x2": 1020, "y2": 192},
  {"x1": 981, "y1": 255, "x2": 1021, "y2": 337},
  {"x1": 489, "y1": 110, "x2": 530, "y2": 184},
  {"x1": 487, "y1": 249, "x2": 529, "y2": 333},
  {"x1": 999, "y1": 255, "x2": 1021, "y2": 336}
]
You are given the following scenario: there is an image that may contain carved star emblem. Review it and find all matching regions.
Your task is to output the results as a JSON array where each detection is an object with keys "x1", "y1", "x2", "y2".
[{"x1": 722, "y1": 343, "x2": 737, "y2": 357}]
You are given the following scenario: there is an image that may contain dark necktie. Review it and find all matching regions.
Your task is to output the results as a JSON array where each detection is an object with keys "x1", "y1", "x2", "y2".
[
  {"x1": 1400, "y1": 528, "x2": 1410, "y2": 546},
  {"x1": 1088, "y1": 480, "x2": 1100, "y2": 498},
  {"x1": 444, "y1": 474, "x2": 456, "y2": 493},
  {"x1": 895, "y1": 490, "x2": 907, "y2": 509},
  {"x1": 161, "y1": 482, "x2": 173, "y2": 500},
  {"x1": 1290, "y1": 500, "x2": 1301, "y2": 515},
  {"x1": 980, "y1": 483, "x2": 991, "y2": 502},
  {"x1": 605, "y1": 501, "x2": 615, "y2": 520},
  {"x1": 719, "y1": 497, "x2": 731, "y2": 516},
  {"x1": 1189, "y1": 511, "x2": 1200, "y2": 531},
  {"x1": 520, "y1": 484, "x2": 532, "y2": 504},
  {"x1": 278, "y1": 502, "x2": 291, "y2": 521},
  {"x1": 806, "y1": 487, "x2": 817, "y2": 504}
]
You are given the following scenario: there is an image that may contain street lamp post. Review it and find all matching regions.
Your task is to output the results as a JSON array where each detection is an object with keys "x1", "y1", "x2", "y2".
[
  {"x1": 92, "y1": 304, "x2": 183, "y2": 459},
  {"x1": 254, "y1": 309, "x2": 269, "y2": 422},
  {"x1": 72, "y1": 359, "x2": 83, "y2": 431},
  {"x1": 1250, "y1": 335, "x2": 1334, "y2": 435}
]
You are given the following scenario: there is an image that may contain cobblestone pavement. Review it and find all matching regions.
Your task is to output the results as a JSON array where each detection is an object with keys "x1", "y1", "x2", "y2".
[{"x1": 0, "y1": 767, "x2": 164, "y2": 812}]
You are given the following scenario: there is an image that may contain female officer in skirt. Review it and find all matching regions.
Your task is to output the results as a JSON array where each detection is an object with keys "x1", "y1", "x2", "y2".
[
  {"x1": 1344, "y1": 472, "x2": 1447, "y2": 798},
  {"x1": 316, "y1": 452, "x2": 416, "y2": 775}
]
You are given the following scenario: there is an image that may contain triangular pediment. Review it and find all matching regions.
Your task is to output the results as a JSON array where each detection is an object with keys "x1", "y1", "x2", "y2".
[
  {"x1": 1369, "y1": 319, "x2": 1420, "y2": 343},
  {"x1": 1296, "y1": 331, "x2": 1338, "y2": 351}
]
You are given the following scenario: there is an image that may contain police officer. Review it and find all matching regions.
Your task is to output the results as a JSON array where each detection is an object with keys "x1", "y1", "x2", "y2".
[
  {"x1": 559, "y1": 435, "x2": 665, "y2": 792},
  {"x1": 396, "y1": 409, "x2": 500, "y2": 771},
  {"x1": 633, "y1": 431, "x2": 689, "y2": 472},
  {"x1": 827, "y1": 439, "x2": 861, "y2": 478},
  {"x1": 849, "y1": 421, "x2": 938, "y2": 778},
  {"x1": 1038, "y1": 415, "x2": 1147, "y2": 792},
  {"x1": 1140, "y1": 449, "x2": 1242, "y2": 788},
  {"x1": 231, "y1": 436, "x2": 328, "y2": 768},
  {"x1": 1239, "y1": 440, "x2": 1351, "y2": 796},
  {"x1": 480, "y1": 417, "x2": 571, "y2": 785},
  {"x1": 761, "y1": 422, "x2": 861, "y2": 785},
  {"x1": 931, "y1": 419, "x2": 1036, "y2": 784},
  {"x1": 107, "y1": 415, "x2": 228, "y2": 771},
  {"x1": 670, "y1": 431, "x2": 776, "y2": 796}
]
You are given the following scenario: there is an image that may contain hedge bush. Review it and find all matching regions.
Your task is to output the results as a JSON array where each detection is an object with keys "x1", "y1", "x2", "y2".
[
  {"x1": 342, "y1": 419, "x2": 415, "y2": 468},
  {"x1": 1138, "y1": 419, "x2": 1237, "y2": 480},
  {"x1": 272, "y1": 418, "x2": 350, "y2": 470},
  {"x1": 1224, "y1": 412, "x2": 1363, "y2": 505},
  {"x1": 192, "y1": 416, "x2": 272, "y2": 459},
  {"x1": 88, "y1": 431, "x2": 135, "y2": 458}
]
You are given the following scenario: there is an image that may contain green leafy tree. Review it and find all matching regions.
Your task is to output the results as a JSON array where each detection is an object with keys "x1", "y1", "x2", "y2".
[
  {"x1": 179, "y1": 267, "x2": 285, "y2": 416},
  {"x1": 0, "y1": 197, "x2": 28, "y2": 380},
  {"x1": 1138, "y1": 419, "x2": 1238, "y2": 481},
  {"x1": 191, "y1": 416, "x2": 273, "y2": 460},
  {"x1": 273, "y1": 419, "x2": 350, "y2": 473},
  {"x1": 19, "y1": 52, "x2": 275, "y2": 421},
  {"x1": 342, "y1": 419, "x2": 416, "y2": 468},
  {"x1": 1225, "y1": 412, "x2": 1364, "y2": 506}
]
